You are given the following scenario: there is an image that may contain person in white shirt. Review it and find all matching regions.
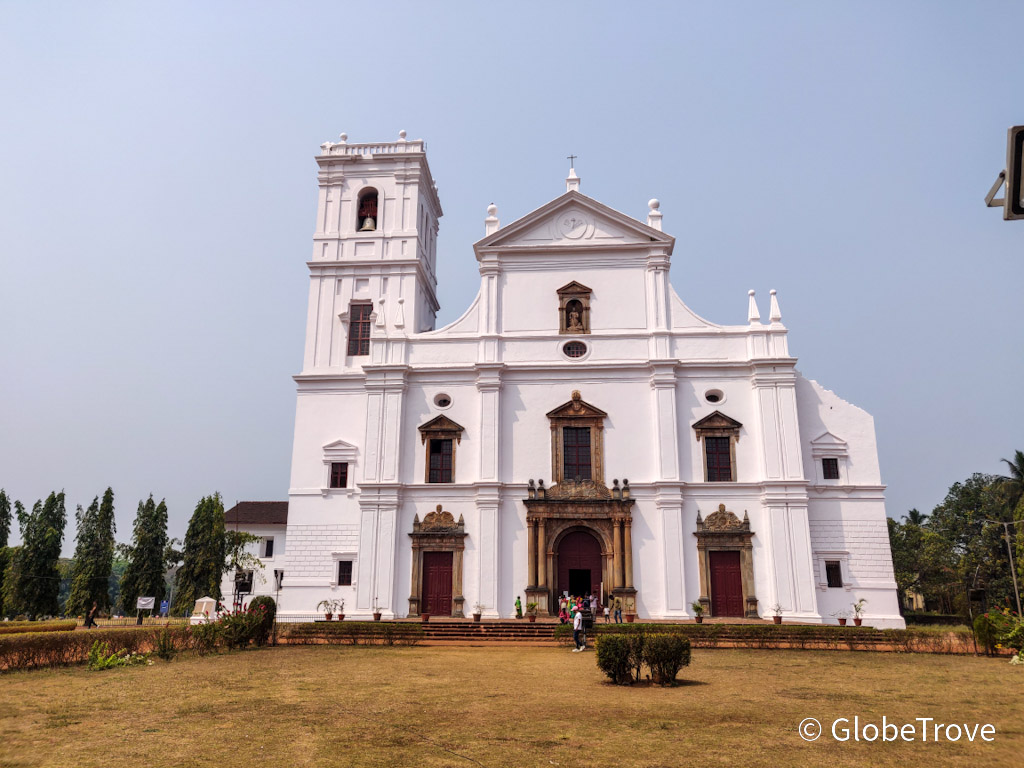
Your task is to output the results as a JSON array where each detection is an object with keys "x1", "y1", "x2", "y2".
[{"x1": 572, "y1": 609, "x2": 584, "y2": 651}]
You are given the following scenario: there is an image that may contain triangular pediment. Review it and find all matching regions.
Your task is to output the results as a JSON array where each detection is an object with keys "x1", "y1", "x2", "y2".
[
  {"x1": 546, "y1": 390, "x2": 608, "y2": 420},
  {"x1": 556, "y1": 281, "x2": 591, "y2": 296},
  {"x1": 322, "y1": 438, "x2": 358, "y2": 460},
  {"x1": 418, "y1": 415, "x2": 465, "y2": 434},
  {"x1": 474, "y1": 190, "x2": 674, "y2": 252},
  {"x1": 692, "y1": 411, "x2": 743, "y2": 431},
  {"x1": 810, "y1": 430, "x2": 848, "y2": 449}
]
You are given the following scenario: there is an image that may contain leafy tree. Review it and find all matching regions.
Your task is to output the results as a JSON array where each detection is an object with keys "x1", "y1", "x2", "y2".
[
  {"x1": 65, "y1": 488, "x2": 117, "y2": 617},
  {"x1": 4, "y1": 492, "x2": 67, "y2": 619},
  {"x1": 119, "y1": 496, "x2": 169, "y2": 613},
  {"x1": 0, "y1": 490, "x2": 11, "y2": 617},
  {"x1": 996, "y1": 450, "x2": 1024, "y2": 583},
  {"x1": 171, "y1": 494, "x2": 227, "y2": 615}
]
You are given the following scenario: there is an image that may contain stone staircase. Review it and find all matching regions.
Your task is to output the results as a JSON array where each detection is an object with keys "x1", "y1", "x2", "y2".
[{"x1": 409, "y1": 619, "x2": 562, "y2": 644}]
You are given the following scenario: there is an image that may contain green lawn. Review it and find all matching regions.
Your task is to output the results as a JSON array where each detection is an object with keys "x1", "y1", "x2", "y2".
[{"x1": 0, "y1": 646, "x2": 1020, "y2": 767}]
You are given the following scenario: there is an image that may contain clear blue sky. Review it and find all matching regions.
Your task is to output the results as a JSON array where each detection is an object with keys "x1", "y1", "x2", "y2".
[{"x1": 1, "y1": 2, "x2": 1021, "y2": 551}]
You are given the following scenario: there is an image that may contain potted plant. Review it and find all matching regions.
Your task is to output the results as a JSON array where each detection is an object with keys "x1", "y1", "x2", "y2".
[
  {"x1": 526, "y1": 602, "x2": 539, "y2": 623},
  {"x1": 372, "y1": 600, "x2": 382, "y2": 622},
  {"x1": 472, "y1": 603, "x2": 484, "y2": 622},
  {"x1": 832, "y1": 610, "x2": 849, "y2": 627},
  {"x1": 317, "y1": 600, "x2": 334, "y2": 622},
  {"x1": 334, "y1": 598, "x2": 345, "y2": 621},
  {"x1": 852, "y1": 599, "x2": 867, "y2": 627},
  {"x1": 691, "y1": 601, "x2": 705, "y2": 624},
  {"x1": 772, "y1": 603, "x2": 783, "y2": 625}
]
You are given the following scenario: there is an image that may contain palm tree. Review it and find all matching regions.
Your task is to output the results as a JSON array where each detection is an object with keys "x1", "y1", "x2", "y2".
[
  {"x1": 997, "y1": 450, "x2": 1024, "y2": 514},
  {"x1": 904, "y1": 508, "x2": 928, "y2": 526}
]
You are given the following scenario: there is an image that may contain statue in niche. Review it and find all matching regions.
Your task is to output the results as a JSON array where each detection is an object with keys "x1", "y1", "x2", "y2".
[{"x1": 566, "y1": 299, "x2": 585, "y2": 333}]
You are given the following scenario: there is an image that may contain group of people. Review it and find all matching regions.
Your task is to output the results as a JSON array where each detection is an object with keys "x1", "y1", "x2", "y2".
[{"x1": 557, "y1": 593, "x2": 624, "y2": 625}]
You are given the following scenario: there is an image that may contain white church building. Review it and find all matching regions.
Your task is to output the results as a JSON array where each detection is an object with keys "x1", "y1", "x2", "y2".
[{"x1": 224, "y1": 132, "x2": 904, "y2": 628}]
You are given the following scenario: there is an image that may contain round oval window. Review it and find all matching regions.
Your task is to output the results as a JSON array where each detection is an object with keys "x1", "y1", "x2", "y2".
[
  {"x1": 563, "y1": 341, "x2": 587, "y2": 359},
  {"x1": 705, "y1": 389, "x2": 724, "y2": 404},
  {"x1": 433, "y1": 393, "x2": 452, "y2": 408}
]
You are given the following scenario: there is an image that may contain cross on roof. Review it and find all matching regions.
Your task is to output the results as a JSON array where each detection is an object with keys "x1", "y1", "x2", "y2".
[{"x1": 567, "y1": 154, "x2": 577, "y2": 169}]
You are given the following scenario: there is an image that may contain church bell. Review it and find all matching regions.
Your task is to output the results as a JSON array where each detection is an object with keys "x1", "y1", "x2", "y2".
[{"x1": 359, "y1": 216, "x2": 376, "y2": 231}]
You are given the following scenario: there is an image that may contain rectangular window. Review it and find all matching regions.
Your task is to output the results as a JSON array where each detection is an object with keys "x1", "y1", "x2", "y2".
[
  {"x1": 274, "y1": 570, "x2": 284, "y2": 589},
  {"x1": 338, "y1": 560, "x2": 353, "y2": 586},
  {"x1": 826, "y1": 560, "x2": 843, "y2": 588},
  {"x1": 822, "y1": 458, "x2": 840, "y2": 480},
  {"x1": 263, "y1": 537, "x2": 274, "y2": 558},
  {"x1": 428, "y1": 439, "x2": 453, "y2": 483},
  {"x1": 347, "y1": 302, "x2": 373, "y2": 356},
  {"x1": 562, "y1": 427, "x2": 592, "y2": 481},
  {"x1": 330, "y1": 462, "x2": 349, "y2": 489},
  {"x1": 705, "y1": 436, "x2": 733, "y2": 481}
]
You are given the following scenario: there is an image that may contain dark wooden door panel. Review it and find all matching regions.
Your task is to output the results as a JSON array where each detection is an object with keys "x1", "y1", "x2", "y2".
[
  {"x1": 422, "y1": 551, "x2": 453, "y2": 616},
  {"x1": 709, "y1": 550, "x2": 743, "y2": 617}
]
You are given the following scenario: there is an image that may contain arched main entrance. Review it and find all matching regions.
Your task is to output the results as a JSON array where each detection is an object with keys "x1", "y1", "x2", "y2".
[{"x1": 557, "y1": 529, "x2": 603, "y2": 599}]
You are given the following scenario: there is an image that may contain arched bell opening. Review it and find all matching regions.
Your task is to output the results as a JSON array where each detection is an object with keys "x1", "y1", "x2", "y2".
[{"x1": 357, "y1": 188, "x2": 379, "y2": 231}]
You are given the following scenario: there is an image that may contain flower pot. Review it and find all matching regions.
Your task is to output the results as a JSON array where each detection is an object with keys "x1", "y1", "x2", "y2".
[
  {"x1": 695, "y1": 615, "x2": 703, "y2": 624},
  {"x1": 325, "y1": 613, "x2": 333, "y2": 621},
  {"x1": 372, "y1": 612, "x2": 382, "y2": 622},
  {"x1": 625, "y1": 614, "x2": 635, "y2": 623},
  {"x1": 773, "y1": 616, "x2": 782, "y2": 625},
  {"x1": 854, "y1": 618, "x2": 862, "y2": 627},
  {"x1": 337, "y1": 614, "x2": 344, "y2": 621},
  {"x1": 838, "y1": 618, "x2": 847, "y2": 626},
  {"x1": 528, "y1": 614, "x2": 537, "y2": 623},
  {"x1": 421, "y1": 613, "x2": 430, "y2": 622},
  {"x1": 472, "y1": 613, "x2": 482, "y2": 622}
]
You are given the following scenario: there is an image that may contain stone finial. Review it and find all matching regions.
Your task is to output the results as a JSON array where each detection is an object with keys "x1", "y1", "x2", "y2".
[
  {"x1": 566, "y1": 167, "x2": 581, "y2": 193},
  {"x1": 647, "y1": 199, "x2": 663, "y2": 231},
  {"x1": 769, "y1": 289, "x2": 782, "y2": 324},
  {"x1": 339, "y1": 133, "x2": 348, "y2": 143},
  {"x1": 375, "y1": 298, "x2": 387, "y2": 328},
  {"x1": 398, "y1": 129, "x2": 407, "y2": 141},
  {"x1": 485, "y1": 203, "x2": 500, "y2": 236},
  {"x1": 747, "y1": 290, "x2": 761, "y2": 324}
]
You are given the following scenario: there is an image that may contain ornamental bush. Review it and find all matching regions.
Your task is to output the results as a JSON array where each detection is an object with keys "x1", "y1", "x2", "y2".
[
  {"x1": 248, "y1": 596, "x2": 276, "y2": 646},
  {"x1": 595, "y1": 633, "x2": 691, "y2": 685},
  {"x1": 0, "y1": 627, "x2": 170, "y2": 672},
  {"x1": 643, "y1": 634, "x2": 691, "y2": 684},
  {"x1": 281, "y1": 622, "x2": 423, "y2": 647}
]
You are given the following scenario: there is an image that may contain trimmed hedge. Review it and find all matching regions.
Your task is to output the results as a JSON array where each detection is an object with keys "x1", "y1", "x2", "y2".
[
  {"x1": 595, "y1": 633, "x2": 691, "y2": 685},
  {"x1": 556, "y1": 622, "x2": 977, "y2": 654},
  {"x1": 281, "y1": 622, "x2": 423, "y2": 646},
  {"x1": 0, "y1": 621, "x2": 76, "y2": 636},
  {"x1": 0, "y1": 627, "x2": 170, "y2": 672}
]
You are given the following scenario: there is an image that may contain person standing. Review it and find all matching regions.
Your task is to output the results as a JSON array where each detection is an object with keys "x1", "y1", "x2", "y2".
[
  {"x1": 613, "y1": 596, "x2": 623, "y2": 624},
  {"x1": 83, "y1": 601, "x2": 99, "y2": 629},
  {"x1": 515, "y1": 596, "x2": 523, "y2": 619},
  {"x1": 572, "y1": 607, "x2": 584, "y2": 652}
]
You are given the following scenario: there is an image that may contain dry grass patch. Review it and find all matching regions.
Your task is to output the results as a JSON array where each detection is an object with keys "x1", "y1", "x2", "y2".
[{"x1": 0, "y1": 646, "x2": 1021, "y2": 767}]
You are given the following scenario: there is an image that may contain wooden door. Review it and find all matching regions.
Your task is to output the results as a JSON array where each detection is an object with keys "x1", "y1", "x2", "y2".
[
  {"x1": 709, "y1": 550, "x2": 744, "y2": 617},
  {"x1": 557, "y1": 531, "x2": 602, "y2": 598},
  {"x1": 421, "y1": 551, "x2": 453, "y2": 616}
]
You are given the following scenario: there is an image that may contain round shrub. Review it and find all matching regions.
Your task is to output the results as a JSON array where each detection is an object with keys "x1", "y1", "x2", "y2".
[
  {"x1": 248, "y1": 596, "x2": 276, "y2": 646},
  {"x1": 643, "y1": 634, "x2": 691, "y2": 685}
]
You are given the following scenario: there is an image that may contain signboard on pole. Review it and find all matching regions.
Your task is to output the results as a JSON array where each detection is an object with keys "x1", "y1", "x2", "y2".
[
  {"x1": 160, "y1": 600, "x2": 169, "y2": 616},
  {"x1": 137, "y1": 596, "x2": 156, "y2": 611}
]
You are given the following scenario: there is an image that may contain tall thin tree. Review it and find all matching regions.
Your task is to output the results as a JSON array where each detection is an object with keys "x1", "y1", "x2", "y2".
[
  {"x1": 66, "y1": 488, "x2": 117, "y2": 616},
  {"x1": 6, "y1": 492, "x2": 67, "y2": 619},
  {"x1": 172, "y1": 494, "x2": 226, "y2": 615},
  {"x1": 0, "y1": 490, "x2": 12, "y2": 617},
  {"x1": 119, "y1": 496, "x2": 169, "y2": 614}
]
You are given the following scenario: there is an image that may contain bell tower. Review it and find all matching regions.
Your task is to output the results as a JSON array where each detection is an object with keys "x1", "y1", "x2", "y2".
[{"x1": 301, "y1": 131, "x2": 442, "y2": 372}]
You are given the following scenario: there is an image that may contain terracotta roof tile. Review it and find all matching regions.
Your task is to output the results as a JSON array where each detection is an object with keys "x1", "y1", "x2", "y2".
[{"x1": 224, "y1": 501, "x2": 288, "y2": 526}]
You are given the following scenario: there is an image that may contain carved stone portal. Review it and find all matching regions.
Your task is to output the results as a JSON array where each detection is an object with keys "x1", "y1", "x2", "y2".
[
  {"x1": 408, "y1": 505, "x2": 466, "y2": 617},
  {"x1": 693, "y1": 504, "x2": 758, "y2": 618}
]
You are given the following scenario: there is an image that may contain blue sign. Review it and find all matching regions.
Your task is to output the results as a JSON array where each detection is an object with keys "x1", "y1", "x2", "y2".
[{"x1": 160, "y1": 600, "x2": 169, "y2": 615}]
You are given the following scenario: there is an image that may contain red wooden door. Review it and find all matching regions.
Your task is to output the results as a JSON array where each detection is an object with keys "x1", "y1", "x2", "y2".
[
  {"x1": 421, "y1": 551, "x2": 453, "y2": 616},
  {"x1": 557, "y1": 531, "x2": 602, "y2": 598},
  {"x1": 709, "y1": 550, "x2": 744, "y2": 617}
]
